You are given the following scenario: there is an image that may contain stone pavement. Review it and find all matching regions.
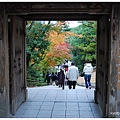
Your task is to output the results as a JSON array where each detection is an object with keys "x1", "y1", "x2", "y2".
[{"x1": 11, "y1": 85, "x2": 103, "y2": 118}]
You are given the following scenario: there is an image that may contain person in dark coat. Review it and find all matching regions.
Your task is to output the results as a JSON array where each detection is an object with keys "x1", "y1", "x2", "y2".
[
  {"x1": 58, "y1": 69, "x2": 65, "y2": 90},
  {"x1": 46, "y1": 71, "x2": 51, "y2": 85}
]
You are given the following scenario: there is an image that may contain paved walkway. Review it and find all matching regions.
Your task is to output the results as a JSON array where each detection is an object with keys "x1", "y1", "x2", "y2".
[{"x1": 11, "y1": 85, "x2": 103, "y2": 118}]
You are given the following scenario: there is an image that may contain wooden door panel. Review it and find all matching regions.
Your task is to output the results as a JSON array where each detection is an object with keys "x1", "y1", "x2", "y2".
[{"x1": 10, "y1": 16, "x2": 26, "y2": 114}]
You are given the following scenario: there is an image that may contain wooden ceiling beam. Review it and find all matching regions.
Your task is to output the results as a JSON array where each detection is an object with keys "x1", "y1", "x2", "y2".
[
  {"x1": 5, "y1": 2, "x2": 112, "y2": 15},
  {"x1": 19, "y1": 13, "x2": 103, "y2": 21}
]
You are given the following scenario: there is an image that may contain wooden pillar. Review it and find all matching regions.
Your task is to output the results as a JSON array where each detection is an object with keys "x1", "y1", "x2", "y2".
[
  {"x1": 107, "y1": 4, "x2": 120, "y2": 118},
  {"x1": 116, "y1": 3, "x2": 120, "y2": 117},
  {"x1": 0, "y1": 4, "x2": 10, "y2": 117},
  {"x1": 95, "y1": 15, "x2": 110, "y2": 117}
]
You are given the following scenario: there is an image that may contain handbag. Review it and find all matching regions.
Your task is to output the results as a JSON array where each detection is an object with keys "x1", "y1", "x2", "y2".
[{"x1": 80, "y1": 72, "x2": 85, "y2": 77}]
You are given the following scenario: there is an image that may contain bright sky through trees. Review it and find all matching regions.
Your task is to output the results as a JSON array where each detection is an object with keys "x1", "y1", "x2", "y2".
[
  {"x1": 44, "y1": 21, "x2": 80, "y2": 28},
  {"x1": 67, "y1": 21, "x2": 81, "y2": 28}
]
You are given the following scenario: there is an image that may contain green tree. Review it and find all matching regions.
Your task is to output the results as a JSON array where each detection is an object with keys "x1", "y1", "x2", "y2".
[
  {"x1": 26, "y1": 21, "x2": 51, "y2": 81},
  {"x1": 66, "y1": 21, "x2": 97, "y2": 71}
]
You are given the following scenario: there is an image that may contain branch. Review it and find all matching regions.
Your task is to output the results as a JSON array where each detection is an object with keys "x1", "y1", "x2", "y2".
[{"x1": 27, "y1": 21, "x2": 35, "y2": 31}]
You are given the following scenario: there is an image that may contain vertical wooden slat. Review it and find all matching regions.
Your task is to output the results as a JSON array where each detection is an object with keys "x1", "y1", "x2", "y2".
[
  {"x1": 0, "y1": 4, "x2": 10, "y2": 117},
  {"x1": 23, "y1": 21, "x2": 27, "y2": 101}
]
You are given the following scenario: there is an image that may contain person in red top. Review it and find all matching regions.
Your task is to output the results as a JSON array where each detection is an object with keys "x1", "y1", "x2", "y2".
[{"x1": 65, "y1": 67, "x2": 68, "y2": 72}]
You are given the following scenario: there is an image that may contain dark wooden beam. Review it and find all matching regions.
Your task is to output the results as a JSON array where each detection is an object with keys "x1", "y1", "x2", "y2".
[
  {"x1": 5, "y1": 2, "x2": 112, "y2": 15},
  {"x1": 19, "y1": 13, "x2": 103, "y2": 21}
]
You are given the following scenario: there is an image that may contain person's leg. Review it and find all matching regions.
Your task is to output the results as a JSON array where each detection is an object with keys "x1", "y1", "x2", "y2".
[
  {"x1": 62, "y1": 79, "x2": 64, "y2": 90},
  {"x1": 68, "y1": 81, "x2": 72, "y2": 89},
  {"x1": 48, "y1": 80, "x2": 50, "y2": 85},
  {"x1": 52, "y1": 80, "x2": 55, "y2": 86},
  {"x1": 73, "y1": 81, "x2": 76, "y2": 89},
  {"x1": 65, "y1": 81, "x2": 67, "y2": 85},
  {"x1": 88, "y1": 75, "x2": 91, "y2": 89},
  {"x1": 84, "y1": 74, "x2": 88, "y2": 88},
  {"x1": 47, "y1": 81, "x2": 49, "y2": 85},
  {"x1": 58, "y1": 80, "x2": 61, "y2": 87},
  {"x1": 62, "y1": 83, "x2": 64, "y2": 90},
  {"x1": 58, "y1": 83, "x2": 61, "y2": 87}
]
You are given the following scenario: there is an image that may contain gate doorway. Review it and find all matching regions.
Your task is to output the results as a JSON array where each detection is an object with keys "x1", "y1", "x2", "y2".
[
  {"x1": 0, "y1": 3, "x2": 119, "y2": 118},
  {"x1": 25, "y1": 20, "x2": 97, "y2": 89},
  {"x1": 23, "y1": 16, "x2": 110, "y2": 118},
  {"x1": 9, "y1": 14, "x2": 110, "y2": 118}
]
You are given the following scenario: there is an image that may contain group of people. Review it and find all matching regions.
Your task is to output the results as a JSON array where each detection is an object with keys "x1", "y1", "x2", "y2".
[
  {"x1": 45, "y1": 60, "x2": 94, "y2": 90},
  {"x1": 45, "y1": 68, "x2": 67, "y2": 90}
]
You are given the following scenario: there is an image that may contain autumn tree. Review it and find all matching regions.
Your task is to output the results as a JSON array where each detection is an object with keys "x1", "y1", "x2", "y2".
[
  {"x1": 44, "y1": 21, "x2": 82, "y2": 68},
  {"x1": 46, "y1": 29, "x2": 72, "y2": 67},
  {"x1": 26, "y1": 21, "x2": 73, "y2": 82}
]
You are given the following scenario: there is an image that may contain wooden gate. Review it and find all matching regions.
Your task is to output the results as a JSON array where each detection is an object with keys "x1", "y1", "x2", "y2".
[
  {"x1": 95, "y1": 15, "x2": 110, "y2": 117},
  {"x1": 9, "y1": 15, "x2": 26, "y2": 114}
]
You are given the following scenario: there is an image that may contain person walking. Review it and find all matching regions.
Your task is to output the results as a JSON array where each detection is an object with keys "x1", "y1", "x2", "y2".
[
  {"x1": 83, "y1": 60, "x2": 93, "y2": 89},
  {"x1": 46, "y1": 71, "x2": 51, "y2": 85},
  {"x1": 51, "y1": 72, "x2": 56, "y2": 86},
  {"x1": 58, "y1": 68, "x2": 65, "y2": 90},
  {"x1": 67, "y1": 62, "x2": 79, "y2": 89}
]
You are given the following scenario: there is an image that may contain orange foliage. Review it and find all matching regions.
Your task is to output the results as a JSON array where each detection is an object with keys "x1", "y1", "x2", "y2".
[
  {"x1": 48, "y1": 31, "x2": 66, "y2": 46},
  {"x1": 44, "y1": 25, "x2": 82, "y2": 67},
  {"x1": 44, "y1": 30, "x2": 72, "y2": 67},
  {"x1": 56, "y1": 21, "x2": 66, "y2": 27}
]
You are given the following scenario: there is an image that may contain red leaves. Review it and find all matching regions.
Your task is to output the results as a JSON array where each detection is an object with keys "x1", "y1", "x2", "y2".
[{"x1": 45, "y1": 30, "x2": 72, "y2": 67}]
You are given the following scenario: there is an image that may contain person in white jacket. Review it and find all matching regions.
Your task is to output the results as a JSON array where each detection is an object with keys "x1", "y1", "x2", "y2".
[
  {"x1": 83, "y1": 60, "x2": 93, "y2": 89},
  {"x1": 67, "y1": 62, "x2": 79, "y2": 89}
]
